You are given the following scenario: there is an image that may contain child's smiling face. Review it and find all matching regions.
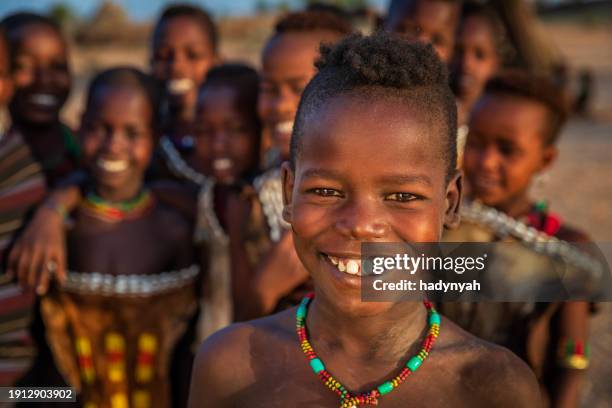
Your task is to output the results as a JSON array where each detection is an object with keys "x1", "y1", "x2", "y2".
[
  {"x1": 259, "y1": 31, "x2": 340, "y2": 160},
  {"x1": 282, "y1": 92, "x2": 461, "y2": 313},
  {"x1": 80, "y1": 86, "x2": 154, "y2": 199},
  {"x1": 9, "y1": 23, "x2": 70, "y2": 125},
  {"x1": 450, "y1": 15, "x2": 499, "y2": 109},
  {"x1": 463, "y1": 93, "x2": 556, "y2": 211},
  {"x1": 386, "y1": 0, "x2": 458, "y2": 64},
  {"x1": 151, "y1": 15, "x2": 216, "y2": 118},
  {"x1": 193, "y1": 84, "x2": 259, "y2": 184}
]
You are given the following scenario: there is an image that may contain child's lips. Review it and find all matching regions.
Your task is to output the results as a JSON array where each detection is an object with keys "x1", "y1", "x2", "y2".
[
  {"x1": 213, "y1": 158, "x2": 233, "y2": 171},
  {"x1": 96, "y1": 158, "x2": 129, "y2": 173},
  {"x1": 29, "y1": 93, "x2": 59, "y2": 108},
  {"x1": 166, "y1": 78, "x2": 195, "y2": 95}
]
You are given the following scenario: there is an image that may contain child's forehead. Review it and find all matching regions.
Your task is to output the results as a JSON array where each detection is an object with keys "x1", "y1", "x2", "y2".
[
  {"x1": 299, "y1": 93, "x2": 446, "y2": 167},
  {"x1": 11, "y1": 22, "x2": 61, "y2": 43}
]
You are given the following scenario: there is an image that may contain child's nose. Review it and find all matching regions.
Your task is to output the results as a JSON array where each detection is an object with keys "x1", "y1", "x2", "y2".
[
  {"x1": 169, "y1": 53, "x2": 188, "y2": 78},
  {"x1": 272, "y1": 87, "x2": 297, "y2": 116},
  {"x1": 480, "y1": 145, "x2": 501, "y2": 171},
  {"x1": 102, "y1": 131, "x2": 126, "y2": 155},
  {"x1": 334, "y1": 198, "x2": 388, "y2": 240},
  {"x1": 212, "y1": 133, "x2": 229, "y2": 154}
]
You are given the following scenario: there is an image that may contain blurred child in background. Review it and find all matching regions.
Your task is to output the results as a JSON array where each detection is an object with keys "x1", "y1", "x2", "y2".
[
  {"x1": 1, "y1": 12, "x2": 78, "y2": 187},
  {"x1": 228, "y1": 10, "x2": 353, "y2": 320},
  {"x1": 20, "y1": 67, "x2": 200, "y2": 408},
  {"x1": 385, "y1": 0, "x2": 461, "y2": 64},
  {"x1": 150, "y1": 4, "x2": 219, "y2": 182},
  {"x1": 443, "y1": 71, "x2": 594, "y2": 407},
  {"x1": 449, "y1": 2, "x2": 515, "y2": 165},
  {"x1": 0, "y1": 27, "x2": 47, "y2": 387}
]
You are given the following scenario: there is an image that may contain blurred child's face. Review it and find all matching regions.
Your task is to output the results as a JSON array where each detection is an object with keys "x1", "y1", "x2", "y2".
[
  {"x1": 80, "y1": 87, "x2": 154, "y2": 199},
  {"x1": 193, "y1": 85, "x2": 258, "y2": 185},
  {"x1": 386, "y1": 0, "x2": 458, "y2": 63},
  {"x1": 259, "y1": 31, "x2": 339, "y2": 160},
  {"x1": 463, "y1": 94, "x2": 556, "y2": 211},
  {"x1": 0, "y1": 39, "x2": 13, "y2": 108},
  {"x1": 151, "y1": 16, "x2": 216, "y2": 119},
  {"x1": 282, "y1": 94, "x2": 461, "y2": 314},
  {"x1": 9, "y1": 23, "x2": 70, "y2": 125},
  {"x1": 450, "y1": 16, "x2": 499, "y2": 109}
]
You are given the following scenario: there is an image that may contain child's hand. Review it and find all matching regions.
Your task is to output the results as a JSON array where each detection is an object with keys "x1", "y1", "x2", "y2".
[
  {"x1": 7, "y1": 205, "x2": 67, "y2": 295},
  {"x1": 251, "y1": 232, "x2": 309, "y2": 313}
]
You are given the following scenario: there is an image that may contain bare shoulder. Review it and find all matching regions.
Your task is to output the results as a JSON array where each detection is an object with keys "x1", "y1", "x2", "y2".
[
  {"x1": 188, "y1": 309, "x2": 295, "y2": 407},
  {"x1": 438, "y1": 317, "x2": 542, "y2": 407}
]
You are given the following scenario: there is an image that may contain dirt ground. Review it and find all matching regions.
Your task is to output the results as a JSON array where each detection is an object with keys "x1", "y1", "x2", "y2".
[{"x1": 60, "y1": 18, "x2": 612, "y2": 407}]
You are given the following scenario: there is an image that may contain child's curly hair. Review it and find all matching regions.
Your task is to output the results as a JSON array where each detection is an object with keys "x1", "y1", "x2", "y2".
[{"x1": 291, "y1": 32, "x2": 457, "y2": 178}]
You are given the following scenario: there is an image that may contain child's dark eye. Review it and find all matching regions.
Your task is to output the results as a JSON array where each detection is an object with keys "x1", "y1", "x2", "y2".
[
  {"x1": 386, "y1": 192, "x2": 418, "y2": 202},
  {"x1": 308, "y1": 188, "x2": 343, "y2": 198}
]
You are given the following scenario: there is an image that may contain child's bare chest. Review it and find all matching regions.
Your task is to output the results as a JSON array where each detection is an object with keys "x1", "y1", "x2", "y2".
[
  {"x1": 66, "y1": 212, "x2": 180, "y2": 276},
  {"x1": 232, "y1": 348, "x2": 476, "y2": 408}
]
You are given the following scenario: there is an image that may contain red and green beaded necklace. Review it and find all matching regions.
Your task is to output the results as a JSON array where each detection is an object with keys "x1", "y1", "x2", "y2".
[
  {"x1": 81, "y1": 190, "x2": 154, "y2": 223},
  {"x1": 296, "y1": 293, "x2": 440, "y2": 408}
]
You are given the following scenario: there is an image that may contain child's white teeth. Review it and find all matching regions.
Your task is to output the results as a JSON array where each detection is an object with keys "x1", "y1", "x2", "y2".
[
  {"x1": 327, "y1": 255, "x2": 361, "y2": 276},
  {"x1": 346, "y1": 260, "x2": 360, "y2": 275},
  {"x1": 275, "y1": 121, "x2": 293, "y2": 134},
  {"x1": 31, "y1": 94, "x2": 57, "y2": 107},
  {"x1": 97, "y1": 158, "x2": 128, "y2": 173},
  {"x1": 213, "y1": 158, "x2": 232, "y2": 171},
  {"x1": 167, "y1": 78, "x2": 194, "y2": 95}
]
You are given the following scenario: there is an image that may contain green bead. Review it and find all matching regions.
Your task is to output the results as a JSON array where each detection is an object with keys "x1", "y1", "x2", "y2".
[
  {"x1": 407, "y1": 356, "x2": 422, "y2": 371},
  {"x1": 296, "y1": 306, "x2": 307, "y2": 319},
  {"x1": 429, "y1": 313, "x2": 441, "y2": 325},
  {"x1": 310, "y1": 358, "x2": 325, "y2": 374},
  {"x1": 377, "y1": 381, "x2": 394, "y2": 395},
  {"x1": 535, "y1": 200, "x2": 547, "y2": 212}
]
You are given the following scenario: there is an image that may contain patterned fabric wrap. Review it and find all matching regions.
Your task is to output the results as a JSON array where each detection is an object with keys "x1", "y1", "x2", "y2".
[
  {"x1": 0, "y1": 130, "x2": 46, "y2": 385},
  {"x1": 41, "y1": 281, "x2": 197, "y2": 408}
]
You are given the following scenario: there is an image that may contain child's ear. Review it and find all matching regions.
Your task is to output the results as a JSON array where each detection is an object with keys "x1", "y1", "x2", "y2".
[
  {"x1": 281, "y1": 161, "x2": 295, "y2": 224},
  {"x1": 540, "y1": 145, "x2": 558, "y2": 172},
  {"x1": 444, "y1": 169, "x2": 463, "y2": 230}
]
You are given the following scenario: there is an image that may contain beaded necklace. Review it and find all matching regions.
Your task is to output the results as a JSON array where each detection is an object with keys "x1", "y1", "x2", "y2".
[
  {"x1": 296, "y1": 293, "x2": 440, "y2": 407},
  {"x1": 81, "y1": 190, "x2": 154, "y2": 223}
]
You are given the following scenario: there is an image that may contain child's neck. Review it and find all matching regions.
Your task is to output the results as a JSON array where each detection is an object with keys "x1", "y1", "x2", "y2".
[
  {"x1": 94, "y1": 182, "x2": 142, "y2": 203},
  {"x1": 494, "y1": 194, "x2": 533, "y2": 219},
  {"x1": 307, "y1": 294, "x2": 427, "y2": 363}
]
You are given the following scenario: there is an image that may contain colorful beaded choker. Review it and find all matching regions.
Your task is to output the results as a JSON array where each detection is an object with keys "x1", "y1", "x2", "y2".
[
  {"x1": 81, "y1": 190, "x2": 154, "y2": 223},
  {"x1": 296, "y1": 293, "x2": 440, "y2": 407}
]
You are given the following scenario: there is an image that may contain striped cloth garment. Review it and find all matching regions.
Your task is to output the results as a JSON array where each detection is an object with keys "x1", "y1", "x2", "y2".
[{"x1": 0, "y1": 129, "x2": 46, "y2": 386}]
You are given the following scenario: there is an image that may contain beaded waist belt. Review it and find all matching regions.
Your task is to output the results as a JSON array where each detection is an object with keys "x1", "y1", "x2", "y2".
[
  {"x1": 461, "y1": 201, "x2": 603, "y2": 279},
  {"x1": 62, "y1": 265, "x2": 199, "y2": 297}
]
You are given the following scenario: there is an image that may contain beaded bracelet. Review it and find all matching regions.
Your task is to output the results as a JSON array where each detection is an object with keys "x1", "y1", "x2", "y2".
[
  {"x1": 558, "y1": 339, "x2": 590, "y2": 370},
  {"x1": 43, "y1": 199, "x2": 69, "y2": 221}
]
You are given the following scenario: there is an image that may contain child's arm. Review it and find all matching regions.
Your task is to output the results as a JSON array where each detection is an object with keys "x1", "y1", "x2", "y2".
[
  {"x1": 7, "y1": 184, "x2": 82, "y2": 294},
  {"x1": 246, "y1": 232, "x2": 309, "y2": 318},
  {"x1": 227, "y1": 194, "x2": 308, "y2": 320},
  {"x1": 551, "y1": 301, "x2": 591, "y2": 408}
]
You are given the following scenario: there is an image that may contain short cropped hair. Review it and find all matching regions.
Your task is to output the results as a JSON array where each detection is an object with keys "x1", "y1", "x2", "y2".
[
  {"x1": 86, "y1": 67, "x2": 162, "y2": 130},
  {"x1": 290, "y1": 32, "x2": 457, "y2": 179},
  {"x1": 153, "y1": 4, "x2": 218, "y2": 54},
  {"x1": 484, "y1": 70, "x2": 570, "y2": 145},
  {"x1": 274, "y1": 10, "x2": 353, "y2": 36}
]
